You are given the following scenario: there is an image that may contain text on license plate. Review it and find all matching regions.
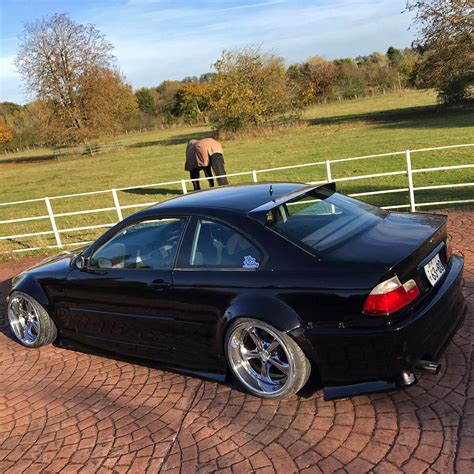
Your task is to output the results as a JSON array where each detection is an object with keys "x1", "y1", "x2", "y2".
[{"x1": 424, "y1": 253, "x2": 445, "y2": 287}]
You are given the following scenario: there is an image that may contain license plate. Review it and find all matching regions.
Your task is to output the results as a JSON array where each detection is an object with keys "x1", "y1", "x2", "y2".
[{"x1": 424, "y1": 253, "x2": 445, "y2": 287}]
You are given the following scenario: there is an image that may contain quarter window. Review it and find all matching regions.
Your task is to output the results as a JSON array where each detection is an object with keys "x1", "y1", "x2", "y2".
[
  {"x1": 189, "y1": 219, "x2": 262, "y2": 269},
  {"x1": 89, "y1": 218, "x2": 186, "y2": 270}
]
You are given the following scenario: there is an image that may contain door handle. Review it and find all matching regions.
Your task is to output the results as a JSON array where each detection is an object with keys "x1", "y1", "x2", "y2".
[{"x1": 148, "y1": 280, "x2": 172, "y2": 291}]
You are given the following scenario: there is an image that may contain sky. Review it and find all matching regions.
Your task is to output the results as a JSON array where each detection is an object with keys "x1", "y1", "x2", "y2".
[{"x1": 0, "y1": 0, "x2": 416, "y2": 104}]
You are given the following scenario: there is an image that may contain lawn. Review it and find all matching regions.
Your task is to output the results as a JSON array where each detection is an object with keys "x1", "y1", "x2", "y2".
[{"x1": 0, "y1": 89, "x2": 473, "y2": 254}]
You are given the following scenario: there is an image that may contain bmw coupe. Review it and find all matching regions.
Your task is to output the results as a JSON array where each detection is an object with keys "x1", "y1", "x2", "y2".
[{"x1": 7, "y1": 183, "x2": 467, "y2": 400}]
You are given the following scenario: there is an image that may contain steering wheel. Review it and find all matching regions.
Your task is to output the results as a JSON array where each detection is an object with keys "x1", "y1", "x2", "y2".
[{"x1": 140, "y1": 233, "x2": 181, "y2": 268}]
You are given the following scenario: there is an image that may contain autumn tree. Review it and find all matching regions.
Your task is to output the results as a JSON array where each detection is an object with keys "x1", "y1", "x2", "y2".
[
  {"x1": 407, "y1": 0, "x2": 474, "y2": 103},
  {"x1": 0, "y1": 122, "x2": 13, "y2": 144},
  {"x1": 288, "y1": 56, "x2": 339, "y2": 105},
  {"x1": 15, "y1": 13, "x2": 137, "y2": 143},
  {"x1": 172, "y1": 82, "x2": 211, "y2": 122},
  {"x1": 209, "y1": 47, "x2": 299, "y2": 132}
]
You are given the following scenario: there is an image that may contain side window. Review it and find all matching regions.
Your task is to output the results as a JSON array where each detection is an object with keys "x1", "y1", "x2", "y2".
[
  {"x1": 189, "y1": 219, "x2": 262, "y2": 269},
  {"x1": 89, "y1": 218, "x2": 186, "y2": 270}
]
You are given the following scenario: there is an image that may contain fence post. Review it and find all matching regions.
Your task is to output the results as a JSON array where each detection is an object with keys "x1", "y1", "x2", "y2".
[
  {"x1": 405, "y1": 150, "x2": 416, "y2": 212},
  {"x1": 181, "y1": 180, "x2": 188, "y2": 194},
  {"x1": 252, "y1": 170, "x2": 258, "y2": 183},
  {"x1": 45, "y1": 197, "x2": 62, "y2": 248},
  {"x1": 111, "y1": 189, "x2": 123, "y2": 221},
  {"x1": 325, "y1": 160, "x2": 332, "y2": 182}
]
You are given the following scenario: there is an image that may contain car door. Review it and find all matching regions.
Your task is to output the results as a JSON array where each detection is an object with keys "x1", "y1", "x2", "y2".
[
  {"x1": 58, "y1": 216, "x2": 188, "y2": 361},
  {"x1": 171, "y1": 216, "x2": 266, "y2": 372}
]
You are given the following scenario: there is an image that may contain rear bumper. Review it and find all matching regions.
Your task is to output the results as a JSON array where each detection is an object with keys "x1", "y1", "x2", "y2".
[{"x1": 300, "y1": 255, "x2": 466, "y2": 398}]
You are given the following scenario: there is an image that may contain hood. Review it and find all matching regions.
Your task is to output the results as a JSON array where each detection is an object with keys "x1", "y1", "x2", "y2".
[{"x1": 19, "y1": 246, "x2": 87, "y2": 278}]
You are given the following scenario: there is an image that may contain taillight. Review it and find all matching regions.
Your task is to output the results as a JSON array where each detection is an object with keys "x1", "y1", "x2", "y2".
[
  {"x1": 446, "y1": 236, "x2": 452, "y2": 261},
  {"x1": 363, "y1": 276, "x2": 420, "y2": 316}
]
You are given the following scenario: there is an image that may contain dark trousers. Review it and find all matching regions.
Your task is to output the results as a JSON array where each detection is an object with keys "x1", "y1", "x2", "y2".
[
  {"x1": 210, "y1": 153, "x2": 228, "y2": 186},
  {"x1": 190, "y1": 165, "x2": 214, "y2": 191}
]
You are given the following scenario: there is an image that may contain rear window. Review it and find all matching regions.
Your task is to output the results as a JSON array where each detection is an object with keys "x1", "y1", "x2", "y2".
[{"x1": 265, "y1": 188, "x2": 386, "y2": 253}]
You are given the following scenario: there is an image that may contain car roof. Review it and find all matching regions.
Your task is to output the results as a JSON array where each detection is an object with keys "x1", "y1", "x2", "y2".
[{"x1": 148, "y1": 182, "x2": 309, "y2": 214}]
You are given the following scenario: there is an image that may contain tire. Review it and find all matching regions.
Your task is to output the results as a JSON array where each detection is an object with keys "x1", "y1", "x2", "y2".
[
  {"x1": 225, "y1": 318, "x2": 311, "y2": 400},
  {"x1": 7, "y1": 291, "x2": 58, "y2": 348}
]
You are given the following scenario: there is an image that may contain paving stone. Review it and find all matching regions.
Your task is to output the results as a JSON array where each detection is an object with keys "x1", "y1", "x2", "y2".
[{"x1": 0, "y1": 209, "x2": 472, "y2": 471}]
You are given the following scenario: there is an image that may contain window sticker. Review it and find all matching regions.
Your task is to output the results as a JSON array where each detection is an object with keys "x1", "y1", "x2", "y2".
[{"x1": 243, "y1": 255, "x2": 260, "y2": 269}]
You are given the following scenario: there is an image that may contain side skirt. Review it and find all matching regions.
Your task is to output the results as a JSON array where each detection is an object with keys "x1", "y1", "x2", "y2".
[{"x1": 56, "y1": 334, "x2": 228, "y2": 383}]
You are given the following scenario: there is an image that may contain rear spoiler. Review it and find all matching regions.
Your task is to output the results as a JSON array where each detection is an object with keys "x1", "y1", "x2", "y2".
[{"x1": 248, "y1": 182, "x2": 336, "y2": 224}]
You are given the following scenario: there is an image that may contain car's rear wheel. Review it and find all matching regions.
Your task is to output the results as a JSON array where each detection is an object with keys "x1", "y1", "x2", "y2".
[
  {"x1": 7, "y1": 291, "x2": 57, "y2": 348},
  {"x1": 225, "y1": 318, "x2": 311, "y2": 399}
]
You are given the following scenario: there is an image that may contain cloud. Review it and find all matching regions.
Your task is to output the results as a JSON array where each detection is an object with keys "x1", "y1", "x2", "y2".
[
  {"x1": 0, "y1": 0, "x2": 415, "y2": 103},
  {"x1": 126, "y1": 0, "x2": 161, "y2": 5},
  {"x1": 215, "y1": 0, "x2": 288, "y2": 12}
]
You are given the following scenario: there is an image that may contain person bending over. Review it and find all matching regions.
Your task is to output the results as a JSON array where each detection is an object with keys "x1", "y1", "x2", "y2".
[
  {"x1": 195, "y1": 138, "x2": 228, "y2": 186},
  {"x1": 185, "y1": 139, "x2": 214, "y2": 191}
]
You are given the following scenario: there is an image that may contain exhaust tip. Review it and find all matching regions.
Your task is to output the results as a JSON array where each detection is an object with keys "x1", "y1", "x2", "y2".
[
  {"x1": 415, "y1": 360, "x2": 441, "y2": 375},
  {"x1": 401, "y1": 370, "x2": 416, "y2": 386}
]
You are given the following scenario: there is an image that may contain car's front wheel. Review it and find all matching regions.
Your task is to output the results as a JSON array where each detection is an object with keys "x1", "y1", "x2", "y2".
[
  {"x1": 7, "y1": 291, "x2": 57, "y2": 348},
  {"x1": 225, "y1": 318, "x2": 311, "y2": 399}
]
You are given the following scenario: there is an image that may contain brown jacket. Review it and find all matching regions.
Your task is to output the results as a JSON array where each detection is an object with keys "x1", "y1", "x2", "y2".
[
  {"x1": 195, "y1": 138, "x2": 223, "y2": 160},
  {"x1": 185, "y1": 137, "x2": 224, "y2": 171},
  {"x1": 185, "y1": 139, "x2": 201, "y2": 171}
]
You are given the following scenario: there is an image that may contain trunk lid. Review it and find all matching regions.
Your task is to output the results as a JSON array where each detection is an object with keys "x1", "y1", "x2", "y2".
[{"x1": 321, "y1": 211, "x2": 448, "y2": 290}]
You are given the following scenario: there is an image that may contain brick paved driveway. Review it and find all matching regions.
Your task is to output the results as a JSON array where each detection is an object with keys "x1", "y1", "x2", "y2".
[{"x1": 0, "y1": 210, "x2": 472, "y2": 473}]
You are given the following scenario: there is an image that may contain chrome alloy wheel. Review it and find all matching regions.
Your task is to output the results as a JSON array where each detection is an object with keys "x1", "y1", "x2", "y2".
[
  {"x1": 8, "y1": 294, "x2": 41, "y2": 346},
  {"x1": 227, "y1": 322, "x2": 294, "y2": 396}
]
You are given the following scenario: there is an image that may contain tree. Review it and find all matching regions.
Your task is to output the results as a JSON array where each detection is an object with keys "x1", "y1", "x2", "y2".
[
  {"x1": 0, "y1": 122, "x2": 13, "y2": 144},
  {"x1": 74, "y1": 68, "x2": 138, "y2": 137},
  {"x1": 407, "y1": 0, "x2": 474, "y2": 103},
  {"x1": 356, "y1": 51, "x2": 398, "y2": 94},
  {"x1": 15, "y1": 13, "x2": 136, "y2": 143},
  {"x1": 155, "y1": 80, "x2": 184, "y2": 116},
  {"x1": 172, "y1": 82, "x2": 211, "y2": 121},
  {"x1": 209, "y1": 47, "x2": 299, "y2": 132},
  {"x1": 0, "y1": 102, "x2": 22, "y2": 128},
  {"x1": 333, "y1": 60, "x2": 367, "y2": 98},
  {"x1": 199, "y1": 72, "x2": 216, "y2": 83},
  {"x1": 288, "y1": 56, "x2": 338, "y2": 105},
  {"x1": 135, "y1": 88, "x2": 156, "y2": 114},
  {"x1": 394, "y1": 48, "x2": 422, "y2": 87},
  {"x1": 386, "y1": 46, "x2": 402, "y2": 65}
]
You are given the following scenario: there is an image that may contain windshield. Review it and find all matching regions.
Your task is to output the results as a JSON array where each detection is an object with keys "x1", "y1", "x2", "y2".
[{"x1": 265, "y1": 188, "x2": 387, "y2": 253}]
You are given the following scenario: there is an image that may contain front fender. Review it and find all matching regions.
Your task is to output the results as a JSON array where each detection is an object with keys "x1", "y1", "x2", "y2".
[{"x1": 9, "y1": 275, "x2": 53, "y2": 314}]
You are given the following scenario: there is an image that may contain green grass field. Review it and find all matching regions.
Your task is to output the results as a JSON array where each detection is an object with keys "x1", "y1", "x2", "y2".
[{"x1": 0, "y1": 89, "x2": 473, "y2": 255}]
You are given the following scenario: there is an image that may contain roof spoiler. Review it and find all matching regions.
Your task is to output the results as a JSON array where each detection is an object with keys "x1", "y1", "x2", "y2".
[{"x1": 248, "y1": 182, "x2": 336, "y2": 223}]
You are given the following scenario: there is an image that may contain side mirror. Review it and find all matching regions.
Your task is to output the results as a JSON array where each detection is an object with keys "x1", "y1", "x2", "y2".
[{"x1": 74, "y1": 255, "x2": 87, "y2": 270}]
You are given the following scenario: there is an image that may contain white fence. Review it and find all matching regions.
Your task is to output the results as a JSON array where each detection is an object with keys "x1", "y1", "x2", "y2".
[{"x1": 0, "y1": 143, "x2": 473, "y2": 254}]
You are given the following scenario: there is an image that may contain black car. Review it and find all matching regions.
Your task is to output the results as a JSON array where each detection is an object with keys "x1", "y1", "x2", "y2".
[{"x1": 7, "y1": 183, "x2": 467, "y2": 400}]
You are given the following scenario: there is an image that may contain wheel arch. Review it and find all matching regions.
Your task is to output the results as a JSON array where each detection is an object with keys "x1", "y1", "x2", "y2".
[
  {"x1": 216, "y1": 293, "x2": 304, "y2": 355},
  {"x1": 10, "y1": 276, "x2": 53, "y2": 315}
]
